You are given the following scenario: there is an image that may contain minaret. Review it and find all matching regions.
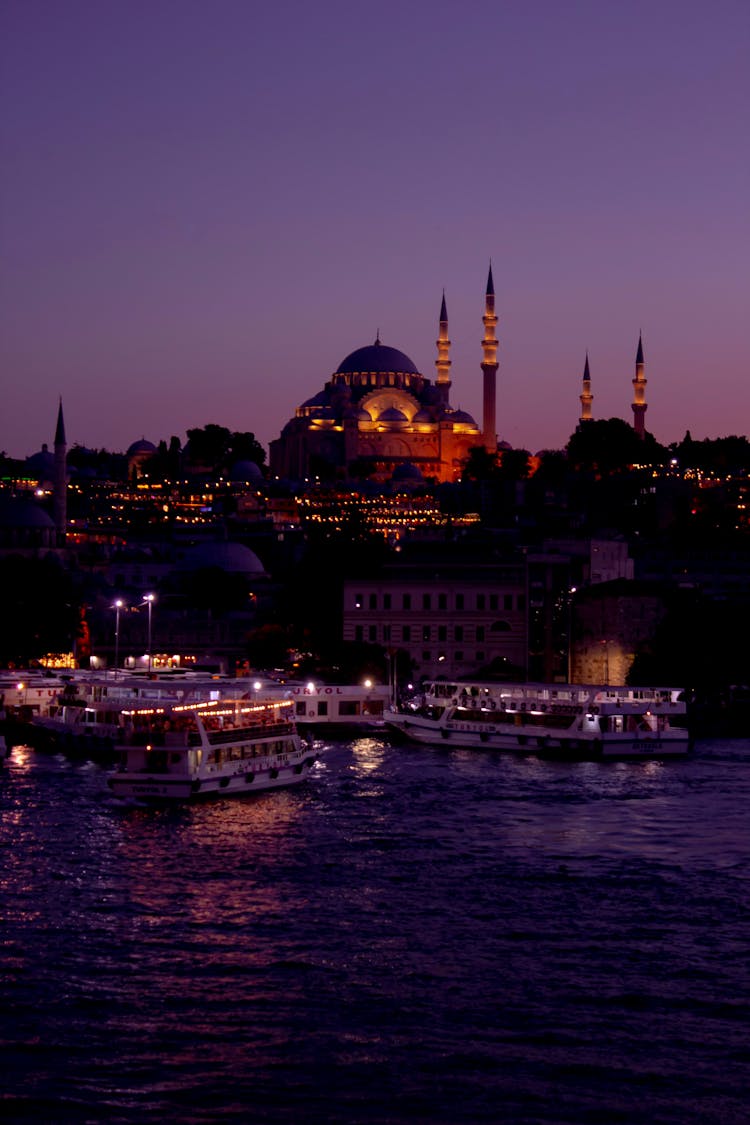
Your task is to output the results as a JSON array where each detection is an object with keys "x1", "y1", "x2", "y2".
[
  {"x1": 435, "y1": 290, "x2": 451, "y2": 407},
  {"x1": 580, "y1": 352, "x2": 593, "y2": 422},
  {"x1": 481, "y1": 264, "x2": 498, "y2": 453},
  {"x1": 53, "y1": 398, "x2": 67, "y2": 543},
  {"x1": 632, "y1": 333, "x2": 647, "y2": 439}
]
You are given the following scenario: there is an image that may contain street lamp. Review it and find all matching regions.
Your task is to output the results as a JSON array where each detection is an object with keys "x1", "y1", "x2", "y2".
[
  {"x1": 113, "y1": 599, "x2": 124, "y2": 676},
  {"x1": 142, "y1": 593, "x2": 155, "y2": 674}
]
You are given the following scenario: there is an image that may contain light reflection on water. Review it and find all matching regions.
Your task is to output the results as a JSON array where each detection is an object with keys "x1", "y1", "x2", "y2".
[{"x1": 0, "y1": 737, "x2": 748, "y2": 1124}]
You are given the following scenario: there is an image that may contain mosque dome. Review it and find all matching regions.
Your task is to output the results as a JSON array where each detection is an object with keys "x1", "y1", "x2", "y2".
[
  {"x1": 179, "y1": 541, "x2": 266, "y2": 577},
  {"x1": 0, "y1": 496, "x2": 55, "y2": 529},
  {"x1": 412, "y1": 409, "x2": 433, "y2": 423},
  {"x1": 25, "y1": 446, "x2": 56, "y2": 480},
  {"x1": 127, "y1": 439, "x2": 157, "y2": 456},
  {"x1": 229, "y1": 460, "x2": 263, "y2": 482},
  {"x1": 301, "y1": 390, "x2": 330, "y2": 409},
  {"x1": 450, "y1": 410, "x2": 478, "y2": 427},
  {"x1": 391, "y1": 462, "x2": 425, "y2": 482},
  {"x1": 336, "y1": 340, "x2": 420, "y2": 376}
]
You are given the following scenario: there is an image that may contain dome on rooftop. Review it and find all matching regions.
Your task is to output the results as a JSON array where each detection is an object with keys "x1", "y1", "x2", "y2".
[
  {"x1": 25, "y1": 446, "x2": 56, "y2": 480},
  {"x1": 229, "y1": 460, "x2": 263, "y2": 482},
  {"x1": 391, "y1": 462, "x2": 425, "y2": 482},
  {"x1": 336, "y1": 339, "x2": 420, "y2": 376},
  {"x1": 0, "y1": 496, "x2": 55, "y2": 529},
  {"x1": 127, "y1": 439, "x2": 157, "y2": 457},
  {"x1": 179, "y1": 541, "x2": 266, "y2": 577}
]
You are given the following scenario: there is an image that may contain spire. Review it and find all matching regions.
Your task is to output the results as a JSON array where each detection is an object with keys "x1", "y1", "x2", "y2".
[
  {"x1": 632, "y1": 332, "x2": 647, "y2": 439},
  {"x1": 481, "y1": 265, "x2": 499, "y2": 453},
  {"x1": 580, "y1": 352, "x2": 593, "y2": 423},
  {"x1": 54, "y1": 397, "x2": 66, "y2": 446},
  {"x1": 53, "y1": 397, "x2": 67, "y2": 543},
  {"x1": 435, "y1": 290, "x2": 452, "y2": 399}
]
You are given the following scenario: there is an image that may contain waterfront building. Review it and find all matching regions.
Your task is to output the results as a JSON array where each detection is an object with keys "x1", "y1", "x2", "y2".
[{"x1": 343, "y1": 550, "x2": 527, "y2": 682}]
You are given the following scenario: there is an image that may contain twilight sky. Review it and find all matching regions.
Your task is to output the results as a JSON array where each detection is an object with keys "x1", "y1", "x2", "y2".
[{"x1": 1, "y1": 0, "x2": 748, "y2": 462}]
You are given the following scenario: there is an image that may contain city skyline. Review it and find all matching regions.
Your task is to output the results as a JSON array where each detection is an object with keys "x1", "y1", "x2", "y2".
[{"x1": 1, "y1": 0, "x2": 748, "y2": 460}]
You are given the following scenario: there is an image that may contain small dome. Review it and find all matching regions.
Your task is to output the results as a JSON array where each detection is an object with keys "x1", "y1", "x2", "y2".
[
  {"x1": 0, "y1": 496, "x2": 56, "y2": 529},
  {"x1": 25, "y1": 447, "x2": 56, "y2": 479},
  {"x1": 301, "y1": 390, "x2": 330, "y2": 409},
  {"x1": 230, "y1": 460, "x2": 263, "y2": 481},
  {"x1": 336, "y1": 340, "x2": 420, "y2": 376},
  {"x1": 377, "y1": 407, "x2": 408, "y2": 424},
  {"x1": 179, "y1": 541, "x2": 266, "y2": 577},
  {"x1": 412, "y1": 409, "x2": 433, "y2": 423},
  {"x1": 354, "y1": 407, "x2": 372, "y2": 421},
  {"x1": 391, "y1": 462, "x2": 425, "y2": 482},
  {"x1": 450, "y1": 410, "x2": 478, "y2": 426},
  {"x1": 127, "y1": 439, "x2": 157, "y2": 456}
]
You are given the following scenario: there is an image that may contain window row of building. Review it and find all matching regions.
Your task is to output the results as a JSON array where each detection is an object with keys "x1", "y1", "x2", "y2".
[
  {"x1": 354, "y1": 623, "x2": 514, "y2": 643},
  {"x1": 352, "y1": 591, "x2": 525, "y2": 612}
]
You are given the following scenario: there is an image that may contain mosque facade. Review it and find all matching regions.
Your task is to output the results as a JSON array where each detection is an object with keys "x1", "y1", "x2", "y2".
[{"x1": 269, "y1": 270, "x2": 500, "y2": 484}]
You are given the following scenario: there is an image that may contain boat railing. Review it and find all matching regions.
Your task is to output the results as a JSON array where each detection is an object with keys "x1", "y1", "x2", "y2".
[{"x1": 205, "y1": 721, "x2": 294, "y2": 745}]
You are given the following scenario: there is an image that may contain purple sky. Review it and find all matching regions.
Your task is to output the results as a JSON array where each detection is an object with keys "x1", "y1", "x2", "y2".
[{"x1": 1, "y1": 0, "x2": 748, "y2": 461}]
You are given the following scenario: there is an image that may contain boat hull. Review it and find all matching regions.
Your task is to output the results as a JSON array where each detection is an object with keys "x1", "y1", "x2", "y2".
[
  {"x1": 385, "y1": 713, "x2": 690, "y2": 759},
  {"x1": 108, "y1": 750, "x2": 318, "y2": 801}
]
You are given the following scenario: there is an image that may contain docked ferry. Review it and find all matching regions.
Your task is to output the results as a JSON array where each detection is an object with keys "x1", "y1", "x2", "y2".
[
  {"x1": 386, "y1": 681, "x2": 690, "y2": 759},
  {"x1": 107, "y1": 696, "x2": 317, "y2": 801}
]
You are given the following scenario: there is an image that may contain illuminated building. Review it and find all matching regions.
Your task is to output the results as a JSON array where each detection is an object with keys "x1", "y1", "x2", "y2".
[{"x1": 269, "y1": 273, "x2": 501, "y2": 484}]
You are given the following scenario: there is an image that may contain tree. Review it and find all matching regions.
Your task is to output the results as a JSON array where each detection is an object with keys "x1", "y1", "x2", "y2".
[
  {"x1": 461, "y1": 446, "x2": 500, "y2": 481},
  {"x1": 228, "y1": 432, "x2": 266, "y2": 468},
  {"x1": 567, "y1": 419, "x2": 666, "y2": 474},
  {"x1": 185, "y1": 424, "x2": 232, "y2": 472},
  {"x1": 0, "y1": 556, "x2": 82, "y2": 666}
]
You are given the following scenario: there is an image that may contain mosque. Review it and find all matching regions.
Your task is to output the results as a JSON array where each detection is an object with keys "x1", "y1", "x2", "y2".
[
  {"x1": 270, "y1": 267, "x2": 650, "y2": 485},
  {"x1": 269, "y1": 268, "x2": 502, "y2": 485}
]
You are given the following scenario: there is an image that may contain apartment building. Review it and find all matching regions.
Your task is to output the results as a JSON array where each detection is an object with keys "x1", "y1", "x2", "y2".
[{"x1": 343, "y1": 558, "x2": 526, "y2": 682}]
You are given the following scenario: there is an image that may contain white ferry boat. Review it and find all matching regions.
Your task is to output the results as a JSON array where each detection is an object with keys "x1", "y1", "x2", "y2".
[
  {"x1": 107, "y1": 696, "x2": 317, "y2": 801},
  {"x1": 287, "y1": 682, "x2": 392, "y2": 732},
  {"x1": 386, "y1": 681, "x2": 690, "y2": 759}
]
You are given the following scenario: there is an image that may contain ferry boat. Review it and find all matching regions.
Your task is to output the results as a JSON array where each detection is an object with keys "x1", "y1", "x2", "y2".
[
  {"x1": 386, "y1": 681, "x2": 691, "y2": 759},
  {"x1": 287, "y1": 682, "x2": 392, "y2": 732},
  {"x1": 107, "y1": 695, "x2": 317, "y2": 800}
]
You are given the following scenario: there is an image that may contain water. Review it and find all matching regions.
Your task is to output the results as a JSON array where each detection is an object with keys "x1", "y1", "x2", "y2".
[{"x1": 1, "y1": 738, "x2": 749, "y2": 1124}]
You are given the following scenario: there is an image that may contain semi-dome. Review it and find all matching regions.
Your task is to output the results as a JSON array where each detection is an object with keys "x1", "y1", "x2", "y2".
[
  {"x1": 377, "y1": 407, "x2": 409, "y2": 424},
  {"x1": 179, "y1": 541, "x2": 266, "y2": 577},
  {"x1": 336, "y1": 339, "x2": 420, "y2": 376}
]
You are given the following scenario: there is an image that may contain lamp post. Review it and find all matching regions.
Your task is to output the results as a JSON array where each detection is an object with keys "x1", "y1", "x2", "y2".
[
  {"x1": 113, "y1": 599, "x2": 123, "y2": 676},
  {"x1": 567, "y1": 586, "x2": 577, "y2": 683},
  {"x1": 143, "y1": 593, "x2": 155, "y2": 674}
]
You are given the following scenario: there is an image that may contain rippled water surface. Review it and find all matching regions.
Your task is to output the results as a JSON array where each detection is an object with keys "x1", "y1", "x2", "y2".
[{"x1": 1, "y1": 738, "x2": 749, "y2": 1124}]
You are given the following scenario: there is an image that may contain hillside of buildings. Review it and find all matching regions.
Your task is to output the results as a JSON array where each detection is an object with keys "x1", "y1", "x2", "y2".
[{"x1": 3, "y1": 420, "x2": 750, "y2": 733}]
